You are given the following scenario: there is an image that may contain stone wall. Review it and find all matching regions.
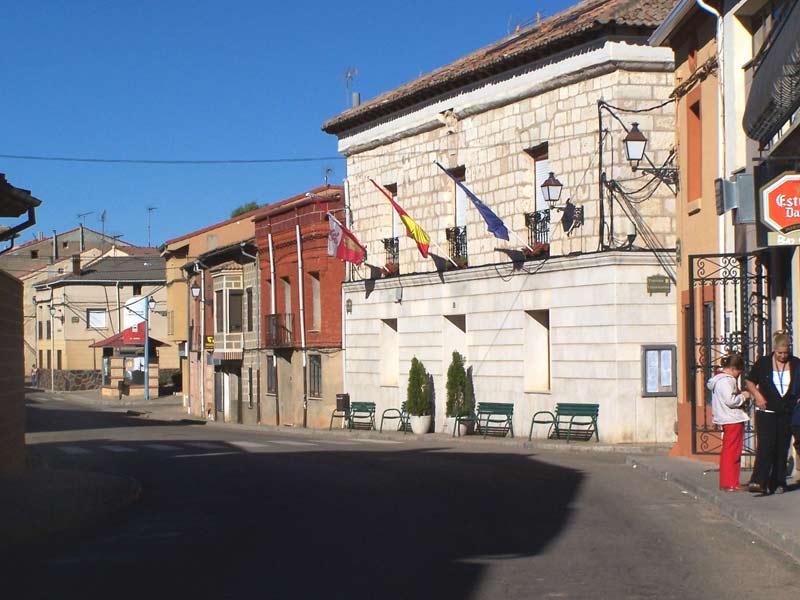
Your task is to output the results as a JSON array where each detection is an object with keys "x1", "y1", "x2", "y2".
[
  {"x1": 0, "y1": 270, "x2": 25, "y2": 474},
  {"x1": 37, "y1": 369, "x2": 102, "y2": 391}
]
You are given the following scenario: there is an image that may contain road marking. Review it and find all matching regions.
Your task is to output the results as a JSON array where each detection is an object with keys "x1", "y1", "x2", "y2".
[
  {"x1": 350, "y1": 438, "x2": 403, "y2": 444},
  {"x1": 230, "y1": 441, "x2": 270, "y2": 451},
  {"x1": 101, "y1": 445, "x2": 136, "y2": 453},
  {"x1": 57, "y1": 446, "x2": 91, "y2": 455},
  {"x1": 173, "y1": 451, "x2": 239, "y2": 458},
  {"x1": 186, "y1": 442, "x2": 227, "y2": 450},
  {"x1": 143, "y1": 444, "x2": 181, "y2": 452},
  {"x1": 269, "y1": 440, "x2": 316, "y2": 447}
]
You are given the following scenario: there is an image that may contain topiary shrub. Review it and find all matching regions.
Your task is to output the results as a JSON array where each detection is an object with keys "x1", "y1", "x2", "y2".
[
  {"x1": 446, "y1": 351, "x2": 473, "y2": 417},
  {"x1": 406, "y1": 356, "x2": 430, "y2": 416}
]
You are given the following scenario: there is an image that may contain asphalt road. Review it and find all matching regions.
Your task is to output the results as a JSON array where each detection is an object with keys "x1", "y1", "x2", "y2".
[{"x1": 9, "y1": 396, "x2": 800, "y2": 599}]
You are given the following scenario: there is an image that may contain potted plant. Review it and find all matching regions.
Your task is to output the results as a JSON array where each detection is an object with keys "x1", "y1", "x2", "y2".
[
  {"x1": 522, "y1": 242, "x2": 549, "y2": 260},
  {"x1": 406, "y1": 356, "x2": 432, "y2": 434},
  {"x1": 445, "y1": 351, "x2": 474, "y2": 435}
]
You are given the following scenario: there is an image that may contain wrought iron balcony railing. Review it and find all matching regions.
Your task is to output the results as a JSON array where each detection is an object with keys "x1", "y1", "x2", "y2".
[
  {"x1": 382, "y1": 236, "x2": 399, "y2": 265},
  {"x1": 445, "y1": 225, "x2": 468, "y2": 261},
  {"x1": 264, "y1": 313, "x2": 293, "y2": 348},
  {"x1": 524, "y1": 209, "x2": 550, "y2": 246}
]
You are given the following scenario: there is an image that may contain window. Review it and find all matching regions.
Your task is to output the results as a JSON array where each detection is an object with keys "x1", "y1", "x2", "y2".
[
  {"x1": 246, "y1": 288, "x2": 253, "y2": 332},
  {"x1": 38, "y1": 350, "x2": 43, "y2": 368},
  {"x1": 57, "y1": 350, "x2": 62, "y2": 370},
  {"x1": 46, "y1": 319, "x2": 51, "y2": 339},
  {"x1": 309, "y1": 354, "x2": 322, "y2": 398},
  {"x1": 642, "y1": 345, "x2": 677, "y2": 397},
  {"x1": 167, "y1": 310, "x2": 174, "y2": 336},
  {"x1": 30, "y1": 250, "x2": 39, "y2": 259},
  {"x1": 525, "y1": 142, "x2": 549, "y2": 211},
  {"x1": 524, "y1": 310, "x2": 550, "y2": 392},
  {"x1": 384, "y1": 183, "x2": 400, "y2": 239},
  {"x1": 248, "y1": 367, "x2": 253, "y2": 409},
  {"x1": 86, "y1": 309, "x2": 107, "y2": 329},
  {"x1": 282, "y1": 277, "x2": 292, "y2": 333},
  {"x1": 310, "y1": 272, "x2": 321, "y2": 331},
  {"x1": 46, "y1": 350, "x2": 51, "y2": 369},
  {"x1": 380, "y1": 319, "x2": 399, "y2": 386},
  {"x1": 62, "y1": 241, "x2": 69, "y2": 249},
  {"x1": 133, "y1": 285, "x2": 142, "y2": 296},
  {"x1": 215, "y1": 290, "x2": 224, "y2": 332},
  {"x1": 206, "y1": 234, "x2": 218, "y2": 251},
  {"x1": 449, "y1": 166, "x2": 467, "y2": 227},
  {"x1": 687, "y1": 94, "x2": 702, "y2": 202},
  {"x1": 38, "y1": 321, "x2": 43, "y2": 340},
  {"x1": 266, "y1": 355, "x2": 277, "y2": 394},
  {"x1": 229, "y1": 290, "x2": 243, "y2": 333}
]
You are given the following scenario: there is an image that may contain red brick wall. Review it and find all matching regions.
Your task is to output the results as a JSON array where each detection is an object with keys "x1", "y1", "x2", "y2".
[
  {"x1": 255, "y1": 188, "x2": 345, "y2": 348},
  {"x1": 0, "y1": 270, "x2": 26, "y2": 474}
]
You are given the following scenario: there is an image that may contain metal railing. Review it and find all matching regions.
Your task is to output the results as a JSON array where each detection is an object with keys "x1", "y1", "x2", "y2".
[
  {"x1": 382, "y1": 236, "x2": 399, "y2": 265},
  {"x1": 525, "y1": 210, "x2": 550, "y2": 246},
  {"x1": 264, "y1": 313, "x2": 293, "y2": 347},
  {"x1": 445, "y1": 225, "x2": 468, "y2": 261}
]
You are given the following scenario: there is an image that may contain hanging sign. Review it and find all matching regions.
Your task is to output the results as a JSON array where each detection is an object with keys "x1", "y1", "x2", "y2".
[
  {"x1": 204, "y1": 335, "x2": 215, "y2": 350},
  {"x1": 761, "y1": 172, "x2": 800, "y2": 245}
]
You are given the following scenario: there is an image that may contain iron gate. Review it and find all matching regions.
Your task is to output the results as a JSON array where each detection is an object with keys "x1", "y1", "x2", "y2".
[{"x1": 687, "y1": 252, "x2": 790, "y2": 454}]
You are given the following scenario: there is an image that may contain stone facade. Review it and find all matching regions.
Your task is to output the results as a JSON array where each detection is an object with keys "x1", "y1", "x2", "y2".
[
  {"x1": 37, "y1": 369, "x2": 102, "y2": 392},
  {"x1": 330, "y1": 39, "x2": 679, "y2": 443}
]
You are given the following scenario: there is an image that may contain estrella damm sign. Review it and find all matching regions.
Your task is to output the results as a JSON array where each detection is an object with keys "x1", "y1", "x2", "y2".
[
  {"x1": 761, "y1": 172, "x2": 800, "y2": 233},
  {"x1": 204, "y1": 336, "x2": 215, "y2": 350}
]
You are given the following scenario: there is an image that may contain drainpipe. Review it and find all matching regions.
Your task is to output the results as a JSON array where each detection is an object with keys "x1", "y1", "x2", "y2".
[
  {"x1": 52, "y1": 230, "x2": 57, "y2": 263},
  {"x1": 240, "y1": 243, "x2": 259, "y2": 420},
  {"x1": 79, "y1": 223, "x2": 85, "y2": 252},
  {"x1": 116, "y1": 282, "x2": 122, "y2": 333},
  {"x1": 200, "y1": 266, "x2": 207, "y2": 418},
  {"x1": 268, "y1": 229, "x2": 278, "y2": 425},
  {"x1": 185, "y1": 269, "x2": 192, "y2": 412},
  {"x1": 695, "y1": 0, "x2": 726, "y2": 254},
  {"x1": 295, "y1": 218, "x2": 308, "y2": 428},
  {"x1": 342, "y1": 178, "x2": 351, "y2": 395}
]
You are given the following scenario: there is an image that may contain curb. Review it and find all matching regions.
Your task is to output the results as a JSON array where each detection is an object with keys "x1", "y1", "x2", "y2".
[{"x1": 625, "y1": 456, "x2": 800, "y2": 562}]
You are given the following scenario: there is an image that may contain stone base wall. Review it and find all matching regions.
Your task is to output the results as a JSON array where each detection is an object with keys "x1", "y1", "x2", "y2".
[
  {"x1": 0, "y1": 271, "x2": 25, "y2": 475},
  {"x1": 37, "y1": 369, "x2": 102, "y2": 391}
]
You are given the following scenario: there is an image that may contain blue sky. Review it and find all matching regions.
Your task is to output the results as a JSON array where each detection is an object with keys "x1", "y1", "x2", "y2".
[{"x1": 1, "y1": 1, "x2": 573, "y2": 247}]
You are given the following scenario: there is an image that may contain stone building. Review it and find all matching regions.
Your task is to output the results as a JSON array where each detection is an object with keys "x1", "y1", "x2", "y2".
[{"x1": 323, "y1": 0, "x2": 680, "y2": 442}]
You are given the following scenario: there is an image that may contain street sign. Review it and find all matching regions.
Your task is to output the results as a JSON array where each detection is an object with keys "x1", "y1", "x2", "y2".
[
  {"x1": 647, "y1": 275, "x2": 671, "y2": 295},
  {"x1": 204, "y1": 335, "x2": 215, "y2": 350},
  {"x1": 761, "y1": 172, "x2": 800, "y2": 236}
]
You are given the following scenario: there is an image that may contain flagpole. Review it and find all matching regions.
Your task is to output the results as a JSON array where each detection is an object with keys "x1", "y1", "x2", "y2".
[
  {"x1": 509, "y1": 229, "x2": 535, "y2": 253},
  {"x1": 429, "y1": 240, "x2": 459, "y2": 268}
]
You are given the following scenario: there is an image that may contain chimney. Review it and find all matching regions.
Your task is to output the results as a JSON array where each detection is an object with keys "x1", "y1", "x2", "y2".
[
  {"x1": 52, "y1": 230, "x2": 58, "y2": 261},
  {"x1": 79, "y1": 223, "x2": 85, "y2": 252},
  {"x1": 71, "y1": 254, "x2": 81, "y2": 276},
  {"x1": 351, "y1": 92, "x2": 361, "y2": 107}
]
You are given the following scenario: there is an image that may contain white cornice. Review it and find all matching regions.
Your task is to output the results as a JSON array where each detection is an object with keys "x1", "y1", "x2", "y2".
[{"x1": 337, "y1": 40, "x2": 674, "y2": 156}]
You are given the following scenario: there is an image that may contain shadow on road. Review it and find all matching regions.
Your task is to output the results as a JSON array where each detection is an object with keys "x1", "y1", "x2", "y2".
[
  {"x1": 24, "y1": 397, "x2": 200, "y2": 433},
  {"x1": 13, "y1": 439, "x2": 584, "y2": 600}
]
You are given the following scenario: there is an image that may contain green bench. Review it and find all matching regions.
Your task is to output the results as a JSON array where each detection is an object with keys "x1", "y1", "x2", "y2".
[
  {"x1": 455, "y1": 402, "x2": 514, "y2": 438},
  {"x1": 530, "y1": 403, "x2": 599, "y2": 442},
  {"x1": 380, "y1": 402, "x2": 410, "y2": 433},
  {"x1": 329, "y1": 401, "x2": 377, "y2": 431}
]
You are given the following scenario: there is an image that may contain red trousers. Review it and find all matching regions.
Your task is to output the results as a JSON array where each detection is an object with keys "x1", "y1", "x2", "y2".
[{"x1": 720, "y1": 422, "x2": 745, "y2": 489}]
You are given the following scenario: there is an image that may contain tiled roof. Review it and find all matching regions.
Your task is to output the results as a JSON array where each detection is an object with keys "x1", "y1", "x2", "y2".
[
  {"x1": 322, "y1": 0, "x2": 676, "y2": 134},
  {"x1": 37, "y1": 255, "x2": 166, "y2": 287}
]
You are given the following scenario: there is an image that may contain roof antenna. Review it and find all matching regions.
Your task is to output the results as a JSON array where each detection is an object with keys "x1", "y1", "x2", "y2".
[
  {"x1": 77, "y1": 211, "x2": 93, "y2": 226},
  {"x1": 324, "y1": 167, "x2": 333, "y2": 186},
  {"x1": 344, "y1": 66, "x2": 359, "y2": 108},
  {"x1": 99, "y1": 210, "x2": 107, "y2": 252},
  {"x1": 146, "y1": 206, "x2": 157, "y2": 247}
]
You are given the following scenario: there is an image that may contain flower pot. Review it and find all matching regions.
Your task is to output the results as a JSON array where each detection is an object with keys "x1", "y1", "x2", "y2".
[{"x1": 409, "y1": 415, "x2": 432, "y2": 435}]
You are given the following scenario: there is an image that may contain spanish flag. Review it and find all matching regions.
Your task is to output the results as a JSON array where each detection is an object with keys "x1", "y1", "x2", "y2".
[{"x1": 370, "y1": 179, "x2": 430, "y2": 258}]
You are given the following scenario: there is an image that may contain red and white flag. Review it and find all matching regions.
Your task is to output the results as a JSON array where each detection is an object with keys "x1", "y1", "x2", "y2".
[{"x1": 327, "y1": 216, "x2": 366, "y2": 265}]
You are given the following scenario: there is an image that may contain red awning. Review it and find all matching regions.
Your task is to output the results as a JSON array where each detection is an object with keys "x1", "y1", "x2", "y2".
[{"x1": 90, "y1": 325, "x2": 168, "y2": 348}]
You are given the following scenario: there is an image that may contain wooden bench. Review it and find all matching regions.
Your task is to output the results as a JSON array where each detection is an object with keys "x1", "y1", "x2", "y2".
[
  {"x1": 380, "y1": 402, "x2": 410, "y2": 433},
  {"x1": 329, "y1": 401, "x2": 377, "y2": 431},
  {"x1": 455, "y1": 402, "x2": 514, "y2": 438},
  {"x1": 529, "y1": 403, "x2": 599, "y2": 442}
]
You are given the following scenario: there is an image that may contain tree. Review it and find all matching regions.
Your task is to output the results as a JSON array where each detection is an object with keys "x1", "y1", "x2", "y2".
[
  {"x1": 230, "y1": 202, "x2": 260, "y2": 218},
  {"x1": 446, "y1": 351, "x2": 473, "y2": 417},
  {"x1": 406, "y1": 357, "x2": 431, "y2": 416}
]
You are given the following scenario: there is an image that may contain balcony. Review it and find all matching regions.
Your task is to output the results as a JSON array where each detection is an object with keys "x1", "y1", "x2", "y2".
[
  {"x1": 524, "y1": 210, "x2": 550, "y2": 246},
  {"x1": 445, "y1": 226, "x2": 468, "y2": 264},
  {"x1": 264, "y1": 313, "x2": 293, "y2": 348},
  {"x1": 382, "y1": 236, "x2": 399, "y2": 276}
]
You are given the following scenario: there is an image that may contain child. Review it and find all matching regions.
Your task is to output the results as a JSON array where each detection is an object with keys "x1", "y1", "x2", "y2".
[{"x1": 707, "y1": 353, "x2": 751, "y2": 491}]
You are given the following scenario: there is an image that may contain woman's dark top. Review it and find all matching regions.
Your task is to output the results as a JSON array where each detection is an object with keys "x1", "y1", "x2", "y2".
[{"x1": 746, "y1": 354, "x2": 800, "y2": 414}]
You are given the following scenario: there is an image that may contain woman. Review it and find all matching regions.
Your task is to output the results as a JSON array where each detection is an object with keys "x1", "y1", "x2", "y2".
[
  {"x1": 708, "y1": 354, "x2": 750, "y2": 491},
  {"x1": 746, "y1": 332, "x2": 800, "y2": 494}
]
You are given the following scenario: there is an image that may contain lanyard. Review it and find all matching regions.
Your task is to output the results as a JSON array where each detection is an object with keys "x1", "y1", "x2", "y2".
[{"x1": 775, "y1": 358, "x2": 789, "y2": 395}]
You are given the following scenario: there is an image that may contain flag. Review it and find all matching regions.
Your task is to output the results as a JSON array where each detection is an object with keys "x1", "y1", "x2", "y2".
[
  {"x1": 434, "y1": 161, "x2": 509, "y2": 241},
  {"x1": 369, "y1": 179, "x2": 430, "y2": 258},
  {"x1": 327, "y1": 216, "x2": 366, "y2": 265}
]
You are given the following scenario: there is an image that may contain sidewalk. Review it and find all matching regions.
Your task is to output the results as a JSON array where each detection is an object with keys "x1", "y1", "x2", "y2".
[{"x1": 628, "y1": 454, "x2": 800, "y2": 562}]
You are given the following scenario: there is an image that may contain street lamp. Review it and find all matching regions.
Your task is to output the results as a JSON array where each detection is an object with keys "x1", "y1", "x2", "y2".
[
  {"x1": 143, "y1": 296, "x2": 156, "y2": 401},
  {"x1": 191, "y1": 282, "x2": 201, "y2": 299},
  {"x1": 540, "y1": 171, "x2": 584, "y2": 234},
  {"x1": 623, "y1": 122, "x2": 678, "y2": 186},
  {"x1": 541, "y1": 172, "x2": 563, "y2": 207},
  {"x1": 48, "y1": 305, "x2": 56, "y2": 392}
]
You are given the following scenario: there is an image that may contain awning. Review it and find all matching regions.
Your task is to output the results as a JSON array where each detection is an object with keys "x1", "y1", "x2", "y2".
[
  {"x1": 91, "y1": 325, "x2": 168, "y2": 348},
  {"x1": 743, "y1": 0, "x2": 800, "y2": 146}
]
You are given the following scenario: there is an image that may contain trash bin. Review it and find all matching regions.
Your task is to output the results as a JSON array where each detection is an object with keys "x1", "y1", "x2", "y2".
[{"x1": 336, "y1": 393, "x2": 350, "y2": 411}]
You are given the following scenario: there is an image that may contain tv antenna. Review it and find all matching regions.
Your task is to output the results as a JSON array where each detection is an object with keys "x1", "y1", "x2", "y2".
[
  {"x1": 323, "y1": 167, "x2": 333, "y2": 186},
  {"x1": 99, "y1": 210, "x2": 108, "y2": 252},
  {"x1": 146, "y1": 206, "x2": 157, "y2": 247},
  {"x1": 77, "y1": 211, "x2": 93, "y2": 226},
  {"x1": 344, "y1": 66, "x2": 358, "y2": 106}
]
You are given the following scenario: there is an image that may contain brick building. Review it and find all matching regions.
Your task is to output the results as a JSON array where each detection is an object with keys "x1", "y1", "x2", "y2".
[{"x1": 254, "y1": 186, "x2": 345, "y2": 429}]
